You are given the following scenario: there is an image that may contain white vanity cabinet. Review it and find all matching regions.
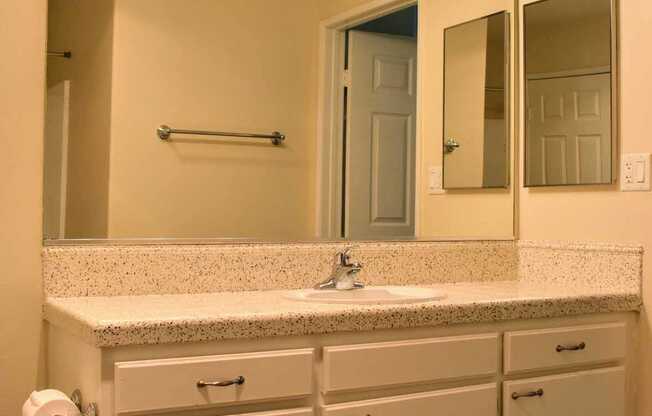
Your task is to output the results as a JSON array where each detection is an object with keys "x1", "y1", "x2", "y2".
[
  {"x1": 502, "y1": 323, "x2": 628, "y2": 416},
  {"x1": 320, "y1": 334, "x2": 499, "y2": 416},
  {"x1": 46, "y1": 313, "x2": 636, "y2": 416}
]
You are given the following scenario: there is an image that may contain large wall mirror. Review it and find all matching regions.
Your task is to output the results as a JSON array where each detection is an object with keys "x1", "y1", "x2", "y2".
[
  {"x1": 43, "y1": 0, "x2": 515, "y2": 242},
  {"x1": 523, "y1": 0, "x2": 616, "y2": 187},
  {"x1": 443, "y1": 12, "x2": 510, "y2": 189}
]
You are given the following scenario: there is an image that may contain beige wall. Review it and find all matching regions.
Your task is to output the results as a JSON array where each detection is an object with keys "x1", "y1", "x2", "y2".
[
  {"x1": 525, "y1": 0, "x2": 611, "y2": 74},
  {"x1": 47, "y1": 0, "x2": 113, "y2": 238},
  {"x1": 107, "y1": 0, "x2": 320, "y2": 239},
  {"x1": 518, "y1": 0, "x2": 652, "y2": 414},
  {"x1": 0, "y1": 1, "x2": 46, "y2": 414},
  {"x1": 419, "y1": 0, "x2": 515, "y2": 238},
  {"x1": 318, "y1": 0, "x2": 376, "y2": 20}
]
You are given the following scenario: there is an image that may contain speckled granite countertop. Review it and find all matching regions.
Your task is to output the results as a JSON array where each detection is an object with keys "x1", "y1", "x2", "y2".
[{"x1": 44, "y1": 280, "x2": 641, "y2": 348}]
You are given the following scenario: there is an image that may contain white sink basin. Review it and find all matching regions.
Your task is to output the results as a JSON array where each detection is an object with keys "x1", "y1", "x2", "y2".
[{"x1": 285, "y1": 286, "x2": 446, "y2": 305}]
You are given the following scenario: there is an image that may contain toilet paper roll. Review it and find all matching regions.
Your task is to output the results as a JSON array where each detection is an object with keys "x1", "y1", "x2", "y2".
[{"x1": 22, "y1": 389, "x2": 81, "y2": 416}]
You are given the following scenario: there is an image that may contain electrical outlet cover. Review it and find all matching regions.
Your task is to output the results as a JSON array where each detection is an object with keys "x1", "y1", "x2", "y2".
[
  {"x1": 428, "y1": 166, "x2": 445, "y2": 194},
  {"x1": 621, "y1": 153, "x2": 651, "y2": 191}
]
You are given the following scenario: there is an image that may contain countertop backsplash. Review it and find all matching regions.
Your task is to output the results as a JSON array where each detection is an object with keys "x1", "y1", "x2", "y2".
[
  {"x1": 42, "y1": 241, "x2": 518, "y2": 297},
  {"x1": 41, "y1": 240, "x2": 641, "y2": 298}
]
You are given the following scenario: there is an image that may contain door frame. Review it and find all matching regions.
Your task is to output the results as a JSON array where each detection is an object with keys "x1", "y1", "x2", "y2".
[{"x1": 315, "y1": 0, "x2": 420, "y2": 239}]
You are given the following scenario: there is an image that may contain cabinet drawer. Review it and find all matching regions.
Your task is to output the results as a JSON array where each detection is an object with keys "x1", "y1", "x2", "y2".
[
  {"x1": 114, "y1": 348, "x2": 314, "y2": 414},
  {"x1": 503, "y1": 366, "x2": 625, "y2": 416},
  {"x1": 322, "y1": 334, "x2": 498, "y2": 393},
  {"x1": 322, "y1": 383, "x2": 497, "y2": 416},
  {"x1": 504, "y1": 323, "x2": 626, "y2": 374}
]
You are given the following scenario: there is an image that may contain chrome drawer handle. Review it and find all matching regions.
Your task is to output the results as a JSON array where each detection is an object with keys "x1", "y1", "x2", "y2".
[
  {"x1": 511, "y1": 389, "x2": 544, "y2": 400},
  {"x1": 197, "y1": 376, "x2": 245, "y2": 388},
  {"x1": 556, "y1": 342, "x2": 586, "y2": 352}
]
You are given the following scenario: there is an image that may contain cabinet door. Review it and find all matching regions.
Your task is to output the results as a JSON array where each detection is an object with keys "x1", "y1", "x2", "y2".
[
  {"x1": 503, "y1": 367, "x2": 625, "y2": 416},
  {"x1": 322, "y1": 384, "x2": 497, "y2": 416}
]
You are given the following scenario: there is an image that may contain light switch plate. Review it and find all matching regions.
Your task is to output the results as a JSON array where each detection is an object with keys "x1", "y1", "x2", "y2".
[
  {"x1": 621, "y1": 153, "x2": 651, "y2": 191},
  {"x1": 428, "y1": 166, "x2": 445, "y2": 194}
]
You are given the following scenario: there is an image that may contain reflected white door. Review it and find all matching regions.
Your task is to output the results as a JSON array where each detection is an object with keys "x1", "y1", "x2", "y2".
[
  {"x1": 346, "y1": 31, "x2": 417, "y2": 239},
  {"x1": 43, "y1": 81, "x2": 71, "y2": 239},
  {"x1": 526, "y1": 73, "x2": 611, "y2": 185}
]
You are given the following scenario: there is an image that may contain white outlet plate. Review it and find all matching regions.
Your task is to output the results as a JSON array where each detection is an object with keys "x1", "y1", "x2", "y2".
[
  {"x1": 428, "y1": 166, "x2": 445, "y2": 194},
  {"x1": 621, "y1": 153, "x2": 651, "y2": 191}
]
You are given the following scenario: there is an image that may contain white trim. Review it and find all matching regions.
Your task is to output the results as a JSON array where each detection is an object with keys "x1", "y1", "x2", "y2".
[
  {"x1": 519, "y1": 0, "x2": 530, "y2": 195},
  {"x1": 413, "y1": 1, "x2": 423, "y2": 240},
  {"x1": 527, "y1": 66, "x2": 611, "y2": 81},
  {"x1": 315, "y1": 0, "x2": 419, "y2": 239},
  {"x1": 58, "y1": 80, "x2": 70, "y2": 239},
  {"x1": 320, "y1": 0, "x2": 417, "y2": 29},
  {"x1": 315, "y1": 26, "x2": 344, "y2": 239}
]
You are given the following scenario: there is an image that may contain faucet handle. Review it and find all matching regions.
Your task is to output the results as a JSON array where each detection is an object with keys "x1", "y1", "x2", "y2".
[{"x1": 338, "y1": 245, "x2": 358, "y2": 265}]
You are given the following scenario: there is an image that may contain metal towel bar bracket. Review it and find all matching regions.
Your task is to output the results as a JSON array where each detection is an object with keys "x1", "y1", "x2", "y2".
[
  {"x1": 157, "y1": 125, "x2": 285, "y2": 145},
  {"x1": 47, "y1": 50, "x2": 72, "y2": 59}
]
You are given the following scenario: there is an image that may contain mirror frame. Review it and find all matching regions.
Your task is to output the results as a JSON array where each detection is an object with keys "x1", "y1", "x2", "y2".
[
  {"x1": 442, "y1": 11, "x2": 512, "y2": 190},
  {"x1": 520, "y1": 0, "x2": 619, "y2": 188}
]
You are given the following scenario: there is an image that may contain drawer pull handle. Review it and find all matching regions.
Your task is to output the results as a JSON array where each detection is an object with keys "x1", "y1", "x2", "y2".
[
  {"x1": 511, "y1": 389, "x2": 544, "y2": 400},
  {"x1": 556, "y1": 342, "x2": 586, "y2": 352},
  {"x1": 196, "y1": 376, "x2": 245, "y2": 388}
]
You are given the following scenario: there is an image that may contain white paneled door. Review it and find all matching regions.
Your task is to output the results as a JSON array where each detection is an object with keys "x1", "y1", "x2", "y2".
[
  {"x1": 346, "y1": 31, "x2": 417, "y2": 239},
  {"x1": 526, "y1": 73, "x2": 611, "y2": 185}
]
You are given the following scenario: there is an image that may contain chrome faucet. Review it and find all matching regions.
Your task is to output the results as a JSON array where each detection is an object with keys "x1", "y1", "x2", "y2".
[{"x1": 315, "y1": 247, "x2": 364, "y2": 290}]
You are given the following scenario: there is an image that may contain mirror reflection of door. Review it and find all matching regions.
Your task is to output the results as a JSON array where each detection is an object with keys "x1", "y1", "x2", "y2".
[
  {"x1": 527, "y1": 74, "x2": 611, "y2": 185},
  {"x1": 443, "y1": 12, "x2": 509, "y2": 189},
  {"x1": 524, "y1": 0, "x2": 614, "y2": 186},
  {"x1": 343, "y1": 8, "x2": 418, "y2": 240}
]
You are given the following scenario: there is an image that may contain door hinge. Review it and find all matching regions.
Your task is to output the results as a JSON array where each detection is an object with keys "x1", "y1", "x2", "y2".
[{"x1": 342, "y1": 70, "x2": 351, "y2": 88}]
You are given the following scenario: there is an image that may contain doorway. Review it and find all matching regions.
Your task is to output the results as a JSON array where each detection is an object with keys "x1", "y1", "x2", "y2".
[{"x1": 318, "y1": 3, "x2": 419, "y2": 240}]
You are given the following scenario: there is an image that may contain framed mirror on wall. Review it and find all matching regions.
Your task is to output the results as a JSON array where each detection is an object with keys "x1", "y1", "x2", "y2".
[
  {"x1": 522, "y1": 0, "x2": 617, "y2": 187},
  {"x1": 442, "y1": 12, "x2": 510, "y2": 190},
  {"x1": 42, "y1": 0, "x2": 516, "y2": 243}
]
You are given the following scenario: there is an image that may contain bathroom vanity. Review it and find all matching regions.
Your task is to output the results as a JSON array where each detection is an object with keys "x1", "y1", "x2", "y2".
[
  {"x1": 47, "y1": 309, "x2": 637, "y2": 416},
  {"x1": 42, "y1": 241, "x2": 642, "y2": 416}
]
